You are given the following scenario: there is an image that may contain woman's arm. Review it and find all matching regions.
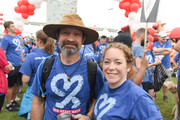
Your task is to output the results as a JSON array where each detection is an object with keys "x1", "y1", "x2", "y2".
[{"x1": 31, "y1": 95, "x2": 45, "y2": 120}]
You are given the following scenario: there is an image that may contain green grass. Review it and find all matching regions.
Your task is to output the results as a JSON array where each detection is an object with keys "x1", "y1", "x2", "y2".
[{"x1": 0, "y1": 77, "x2": 178, "y2": 120}]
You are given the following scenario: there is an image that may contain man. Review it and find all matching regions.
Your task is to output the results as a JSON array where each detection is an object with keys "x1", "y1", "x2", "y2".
[
  {"x1": 0, "y1": 21, "x2": 23, "y2": 111},
  {"x1": 153, "y1": 31, "x2": 172, "y2": 102},
  {"x1": 31, "y1": 14, "x2": 104, "y2": 120},
  {"x1": 132, "y1": 28, "x2": 150, "y2": 86},
  {"x1": 96, "y1": 35, "x2": 108, "y2": 65}
]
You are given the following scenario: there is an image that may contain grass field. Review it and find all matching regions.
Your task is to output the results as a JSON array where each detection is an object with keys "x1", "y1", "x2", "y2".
[{"x1": 0, "y1": 77, "x2": 178, "y2": 120}]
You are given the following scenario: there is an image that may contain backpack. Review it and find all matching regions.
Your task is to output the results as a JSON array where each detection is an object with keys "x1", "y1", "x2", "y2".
[{"x1": 38, "y1": 56, "x2": 97, "y2": 113}]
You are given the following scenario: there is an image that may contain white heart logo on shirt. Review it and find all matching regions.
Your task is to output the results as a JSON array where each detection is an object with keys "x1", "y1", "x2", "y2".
[{"x1": 94, "y1": 93, "x2": 116, "y2": 120}]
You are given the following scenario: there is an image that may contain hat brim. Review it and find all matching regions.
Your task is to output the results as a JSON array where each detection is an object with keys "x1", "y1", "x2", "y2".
[{"x1": 43, "y1": 23, "x2": 99, "y2": 45}]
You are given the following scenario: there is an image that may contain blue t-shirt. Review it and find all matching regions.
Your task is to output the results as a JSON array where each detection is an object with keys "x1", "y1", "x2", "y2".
[
  {"x1": 31, "y1": 56, "x2": 104, "y2": 120},
  {"x1": 153, "y1": 40, "x2": 172, "y2": 68},
  {"x1": 174, "y1": 53, "x2": 180, "y2": 82},
  {"x1": 22, "y1": 46, "x2": 29, "y2": 58},
  {"x1": 146, "y1": 50, "x2": 156, "y2": 83},
  {"x1": 93, "y1": 80, "x2": 163, "y2": 120},
  {"x1": 80, "y1": 44, "x2": 95, "y2": 60},
  {"x1": 20, "y1": 49, "x2": 50, "y2": 86},
  {"x1": 132, "y1": 42, "x2": 144, "y2": 67},
  {"x1": 1, "y1": 34, "x2": 22, "y2": 66},
  {"x1": 96, "y1": 43, "x2": 108, "y2": 62}
]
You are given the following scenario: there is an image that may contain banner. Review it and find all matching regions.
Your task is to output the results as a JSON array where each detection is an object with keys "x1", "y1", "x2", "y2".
[{"x1": 141, "y1": 0, "x2": 160, "y2": 22}]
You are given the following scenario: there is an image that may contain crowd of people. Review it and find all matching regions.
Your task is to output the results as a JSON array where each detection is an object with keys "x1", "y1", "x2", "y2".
[{"x1": 0, "y1": 13, "x2": 180, "y2": 120}]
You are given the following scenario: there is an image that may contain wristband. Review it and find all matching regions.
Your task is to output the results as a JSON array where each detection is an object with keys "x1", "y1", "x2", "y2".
[{"x1": 86, "y1": 115, "x2": 92, "y2": 120}]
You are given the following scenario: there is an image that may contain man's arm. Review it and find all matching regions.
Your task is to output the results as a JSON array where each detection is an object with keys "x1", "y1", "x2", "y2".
[
  {"x1": 22, "y1": 74, "x2": 30, "y2": 83},
  {"x1": 31, "y1": 95, "x2": 45, "y2": 120},
  {"x1": 147, "y1": 58, "x2": 162, "y2": 68},
  {"x1": 153, "y1": 47, "x2": 172, "y2": 55}
]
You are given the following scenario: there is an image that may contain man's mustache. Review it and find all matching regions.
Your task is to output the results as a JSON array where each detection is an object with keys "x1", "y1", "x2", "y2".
[{"x1": 62, "y1": 41, "x2": 78, "y2": 48}]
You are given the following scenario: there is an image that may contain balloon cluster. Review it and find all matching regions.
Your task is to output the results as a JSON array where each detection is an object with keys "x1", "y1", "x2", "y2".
[
  {"x1": 119, "y1": 0, "x2": 141, "y2": 18},
  {"x1": 14, "y1": 0, "x2": 36, "y2": 19},
  {"x1": 11, "y1": 0, "x2": 48, "y2": 33}
]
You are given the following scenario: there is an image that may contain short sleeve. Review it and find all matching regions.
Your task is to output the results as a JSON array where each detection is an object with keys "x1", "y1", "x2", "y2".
[
  {"x1": 134, "y1": 47, "x2": 143, "y2": 58},
  {"x1": 94, "y1": 65, "x2": 104, "y2": 98},
  {"x1": 174, "y1": 53, "x2": 180, "y2": 62},
  {"x1": 19, "y1": 55, "x2": 32, "y2": 76},
  {"x1": 1, "y1": 37, "x2": 9, "y2": 51},
  {"x1": 31, "y1": 60, "x2": 44, "y2": 97},
  {"x1": 130, "y1": 95, "x2": 163, "y2": 120}
]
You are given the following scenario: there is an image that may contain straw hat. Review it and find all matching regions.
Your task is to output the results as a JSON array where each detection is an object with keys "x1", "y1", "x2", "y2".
[{"x1": 43, "y1": 14, "x2": 99, "y2": 45}]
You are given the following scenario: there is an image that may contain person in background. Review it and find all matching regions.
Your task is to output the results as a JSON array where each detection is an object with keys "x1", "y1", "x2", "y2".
[
  {"x1": 31, "y1": 13, "x2": 104, "y2": 120},
  {"x1": 132, "y1": 28, "x2": 150, "y2": 86},
  {"x1": 0, "y1": 46, "x2": 12, "y2": 113},
  {"x1": 113, "y1": 33, "x2": 148, "y2": 86},
  {"x1": 153, "y1": 31, "x2": 172, "y2": 102},
  {"x1": 1, "y1": 21, "x2": 23, "y2": 111},
  {"x1": 170, "y1": 28, "x2": 180, "y2": 120},
  {"x1": 18, "y1": 30, "x2": 55, "y2": 119},
  {"x1": 96, "y1": 35, "x2": 108, "y2": 67},
  {"x1": 93, "y1": 43, "x2": 163, "y2": 120}
]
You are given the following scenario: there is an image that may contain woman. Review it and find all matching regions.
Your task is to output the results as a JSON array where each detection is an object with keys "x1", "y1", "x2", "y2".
[
  {"x1": 93, "y1": 43, "x2": 163, "y2": 120},
  {"x1": 18, "y1": 30, "x2": 55, "y2": 119},
  {"x1": 0, "y1": 46, "x2": 12, "y2": 112}
]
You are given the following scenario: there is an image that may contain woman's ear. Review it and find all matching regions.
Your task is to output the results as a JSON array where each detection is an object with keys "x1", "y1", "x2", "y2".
[{"x1": 127, "y1": 64, "x2": 132, "y2": 73}]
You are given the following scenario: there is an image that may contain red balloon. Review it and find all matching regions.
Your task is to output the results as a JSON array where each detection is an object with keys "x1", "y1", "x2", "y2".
[
  {"x1": 152, "y1": 23, "x2": 159, "y2": 30},
  {"x1": 14, "y1": 6, "x2": 21, "y2": 13},
  {"x1": 132, "y1": 32, "x2": 136, "y2": 41},
  {"x1": 17, "y1": 0, "x2": 23, "y2": 7},
  {"x1": 28, "y1": 4, "x2": 36, "y2": 12},
  {"x1": 148, "y1": 41, "x2": 153, "y2": 50},
  {"x1": 21, "y1": 13, "x2": 29, "y2": 19},
  {"x1": 125, "y1": 11, "x2": 130, "y2": 18},
  {"x1": 28, "y1": 11, "x2": 34, "y2": 15},
  {"x1": 130, "y1": 3, "x2": 139, "y2": 12},
  {"x1": 131, "y1": 0, "x2": 140, "y2": 3},
  {"x1": 15, "y1": 28, "x2": 22, "y2": 35},
  {"x1": 4, "y1": 29, "x2": 8, "y2": 34},
  {"x1": 169, "y1": 27, "x2": 180, "y2": 39},
  {"x1": 22, "y1": 0, "x2": 29, "y2": 6},
  {"x1": 122, "y1": 2, "x2": 131, "y2": 11},
  {"x1": 20, "y1": 5, "x2": 28, "y2": 13},
  {"x1": 148, "y1": 35, "x2": 154, "y2": 42},
  {"x1": 147, "y1": 28, "x2": 155, "y2": 36},
  {"x1": 119, "y1": 2, "x2": 124, "y2": 9}
]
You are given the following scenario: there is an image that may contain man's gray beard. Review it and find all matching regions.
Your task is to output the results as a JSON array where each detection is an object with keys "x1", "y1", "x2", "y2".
[{"x1": 60, "y1": 46, "x2": 80, "y2": 56}]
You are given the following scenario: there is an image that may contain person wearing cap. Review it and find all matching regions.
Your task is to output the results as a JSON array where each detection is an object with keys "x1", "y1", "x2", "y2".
[
  {"x1": 153, "y1": 31, "x2": 172, "y2": 102},
  {"x1": 31, "y1": 14, "x2": 104, "y2": 120}
]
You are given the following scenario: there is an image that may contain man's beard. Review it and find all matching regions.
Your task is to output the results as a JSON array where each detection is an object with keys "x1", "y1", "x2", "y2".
[{"x1": 60, "y1": 41, "x2": 80, "y2": 56}]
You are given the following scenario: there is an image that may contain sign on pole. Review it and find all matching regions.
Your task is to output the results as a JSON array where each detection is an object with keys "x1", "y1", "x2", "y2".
[{"x1": 140, "y1": 0, "x2": 160, "y2": 50}]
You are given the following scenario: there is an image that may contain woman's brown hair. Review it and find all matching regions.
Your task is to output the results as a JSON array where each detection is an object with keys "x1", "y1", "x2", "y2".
[
  {"x1": 36, "y1": 30, "x2": 55, "y2": 55},
  {"x1": 102, "y1": 42, "x2": 136, "y2": 80}
]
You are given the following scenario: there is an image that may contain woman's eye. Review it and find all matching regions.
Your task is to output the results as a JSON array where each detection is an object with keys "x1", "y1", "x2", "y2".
[
  {"x1": 116, "y1": 62, "x2": 121, "y2": 65},
  {"x1": 104, "y1": 61, "x2": 109, "y2": 64}
]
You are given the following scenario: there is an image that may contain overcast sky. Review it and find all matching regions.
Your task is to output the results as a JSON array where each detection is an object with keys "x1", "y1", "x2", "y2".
[{"x1": 1, "y1": 0, "x2": 180, "y2": 33}]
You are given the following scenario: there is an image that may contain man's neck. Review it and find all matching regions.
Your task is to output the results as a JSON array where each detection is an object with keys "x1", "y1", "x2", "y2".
[
  {"x1": 8, "y1": 32, "x2": 15, "y2": 36},
  {"x1": 60, "y1": 52, "x2": 80, "y2": 65}
]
